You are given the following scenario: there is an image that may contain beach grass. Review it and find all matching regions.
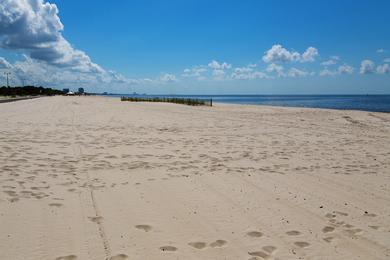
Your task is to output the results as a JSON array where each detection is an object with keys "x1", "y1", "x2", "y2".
[{"x1": 121, "y1": 96, "x2": 212, "y2": 106}]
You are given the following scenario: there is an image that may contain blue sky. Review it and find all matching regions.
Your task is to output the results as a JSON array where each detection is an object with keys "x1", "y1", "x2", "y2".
[{"x1": 0, "y1": 0, "x2": 389, "y2": 94}]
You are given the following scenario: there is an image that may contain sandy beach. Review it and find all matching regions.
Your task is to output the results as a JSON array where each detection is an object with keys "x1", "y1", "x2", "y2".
[{"x1": 0, "y1": 96, "x2": 389, "y2": 260}]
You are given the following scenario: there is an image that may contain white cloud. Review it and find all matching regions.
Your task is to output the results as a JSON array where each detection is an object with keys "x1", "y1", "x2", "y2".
[
  {"x1": 262, "y1": 44, "x2": 318, "y2": 63},
  {"x1": 376, "y1": 63, "x2": 390, "y2": 74},
  {"x1": 321, "y1": 56, "x2": 340, "y2": 66},
  {"x1": 262, "y1": 45, "x2": 300, "y2": 63},
  {"x1": 319, "y1": 68, "x2": 337, "y2": 77},
  {"x1": 320, "y1": 64, "x2": 354, "y2": 76},
  {"x1": 266, "y1": 63, "x2": 285, "y2": 77},
  {"x1": 211, "y1": 69, "x2": 226, "y2": 80},
  {"x1": 288, "y1": 68, "x2": 309, "y2": 77},
  {"x1": 0, "y1": 0, "x2": 104, "y2": 73},
  {"x1": 301, "y1": 47, "x2": 319, "y2": 62},
  {"x1": 360, "y1": 59, "x2": 375, "y2": 74},
  {"x1": 159, "y1": 73, "x2": 177, "y2": 83},
  {"x1": 0, "y1": 0, "x2": 177, "y2": 91},
  {"x1": 377, "y1": 49, "x2": 386, "y2": 53},
  {"x1": 206, "y1": 60, "x2": 232, "y2": 80},
  {"x1": 208, "y1": 60, "x2": 232, "y2": 70},
  {"x1": 337, "y1": 64, "x2": 354, "y2": 74},
  {"x1": 384, "y1": 58, "x2": 390, "y2": 63},
  {"x1": 0, "y1": 57, "x2": 13, "y2": 69},
  {"x1": 0, "y1": 55, "x2": 166, "y2": 91},
  {"x1": 230, "y1": 66, "x2": 267, "y2": 80},
  {"x1": 182, "y1": 66, "x2": 207, "y2": 78}
]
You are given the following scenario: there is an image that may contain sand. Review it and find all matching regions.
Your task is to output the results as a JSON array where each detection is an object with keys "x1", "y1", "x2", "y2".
[{"x1": 0, "y1": 96, "x2": 389, "y2": 260}]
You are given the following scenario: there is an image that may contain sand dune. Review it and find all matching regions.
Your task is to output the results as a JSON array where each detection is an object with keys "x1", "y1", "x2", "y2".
[{"x1": 0, "y1": 96, "x2": 389, "y2": 260}]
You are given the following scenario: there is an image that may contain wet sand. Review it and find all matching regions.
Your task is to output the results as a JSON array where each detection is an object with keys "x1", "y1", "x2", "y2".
[{"x1": 0, "y1": 96, "x2": 389, "y2": 260}]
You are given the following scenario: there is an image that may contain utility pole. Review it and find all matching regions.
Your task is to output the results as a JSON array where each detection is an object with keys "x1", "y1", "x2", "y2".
[
  {"x1": 4, "y1": 72, "x2": 11, "y2": 87},
  {"x1": 21, "y1": 78, "x2": 26, "y2": 87}
]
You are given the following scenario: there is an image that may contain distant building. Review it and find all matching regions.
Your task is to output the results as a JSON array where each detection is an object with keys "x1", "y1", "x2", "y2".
[{"x1": 78, "y1": 88, "x2": 84, "y2": 94}]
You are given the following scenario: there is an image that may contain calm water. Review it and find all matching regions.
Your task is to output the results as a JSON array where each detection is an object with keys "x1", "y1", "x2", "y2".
[{"x1": 111, "y1": 94, "x2": 390, "y2": 112}]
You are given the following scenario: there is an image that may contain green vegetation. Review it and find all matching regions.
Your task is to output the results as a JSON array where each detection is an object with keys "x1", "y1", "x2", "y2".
[
  {"x1": 0, "y1": 86, "x2": 64, "y2": 96},
  {"x1": 121, "y1": 96, "x2": 212, "y2": 106}
]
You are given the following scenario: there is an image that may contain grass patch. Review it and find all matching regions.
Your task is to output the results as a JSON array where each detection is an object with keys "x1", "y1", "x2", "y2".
[{"x1": 121, "y1": 96, "x2": 212, "y2": 106}]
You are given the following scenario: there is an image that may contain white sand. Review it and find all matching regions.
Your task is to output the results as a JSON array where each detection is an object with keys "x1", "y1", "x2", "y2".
[{"x1": 0, "y1": 96, "x2": 389, "y2": 260}]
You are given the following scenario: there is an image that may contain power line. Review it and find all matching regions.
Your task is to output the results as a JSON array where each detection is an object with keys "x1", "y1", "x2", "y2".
[
  {"x1": 4, "y1": 72, "x2": 11, "y2": 87},
  {"x1": 21, "y1": 78, "x2": 27, "y2": 87}
]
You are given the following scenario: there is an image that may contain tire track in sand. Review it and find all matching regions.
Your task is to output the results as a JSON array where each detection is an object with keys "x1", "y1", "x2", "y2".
[{"x1": 69, "y1": 102, "x2": 112, "y2": 259}]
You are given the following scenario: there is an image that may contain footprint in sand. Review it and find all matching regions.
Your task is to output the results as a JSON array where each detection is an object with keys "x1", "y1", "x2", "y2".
[
  {"x1": 286, "y1": 230, "x2": 301, "y2": 236},
  {"x1": 209, "y1": 240, "x2": 227, "y2": 248},
  {"x1": 368, "y1": 225, "x2": 380, "y2": 230},
  {"x1": 294, "y1": 241, "x2": 311, "y2": 248},
  {"x1": 49, "y1": 203, "x2": 63, "y2": 207},
  {"x1": 109, "y1": 254, "x2": 128, "y2": 260},
  {"x1": 262, "y1": 246, "x2": 277, "y2": 254},
  {"x1": 247, "y1": 231, "x2": 263, "y2": 238},
  {"x1": 322, "y1": 226, "x2": 335, "y2": 233},
  {"x1": 89, "y1": 216, "x2": 103, "y2": 223},
  {"x1": 343, "y1": 228, "x2": 363, "y2": 236},
  {"x1": 325, "y1": 213, "x2": 336, "y2": 219},
  {"x1": 248, "y1": 251, "x2": 269, "y2": 259},
  {"x1": 188, "y1": 242, "x2": 207, "y2": 249},
  {"x1": 135, "y1": 225, "x2": 152, "y2": 232},
  {"x1": 323, "y1": 236, "x2": 334, "y2": 243},
  {"x1": 334, "y1": 211, "x2": 348, "y2": 216},
  {"x1": 55, "y1": 255, "x2": 77, "y2": 260},
  {"x1": 159, "y1": 246, "x2": 178, "y2": 252}
]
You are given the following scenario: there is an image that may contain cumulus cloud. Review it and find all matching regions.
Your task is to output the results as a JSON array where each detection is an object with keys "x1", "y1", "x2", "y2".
[
  {"x1": 0, "y1": 0, "x2": 104, "y2": 73},
  {"x1": 211, "y1": 69, "x2": 226, "y2": 80},
  {"x1": 206, "y1": 60, "x2": 232, "y2": 80},
  {"x1": 360, "y1": 60, "x2": 375, "y2": 74},
  {"x1": 0, "y1": 0, "x2": 178, "y2": 90},
  {"x1": 208, "y1": 60, "x2": 231, "y2": 70},
  {"x1": 319, "y1": 68, "x2": 337, "y2": 77},
  {"x1": 0, "y1": 57, "x2": 13, "y2": 69},
  {"x1": 337, "y1": 64, "x2": 354, "y2": 74},
  {"x1": 159, "y1": 73, "x2": 177, "y2": 83},
  {"x1": 376, "y1": 63, "x2": 390, "y2": 74},
  {"x1": 262, "y1": 45, "x2": 300, "y2": 63},
  {"x1": 230, "y1": 66, "x2": 267, "y2": 80},
  {"x1": 0, "y1": 55, "x2": 168, "y2": 91},
  {"x1": 266, "y1": 63, "x2": 285, "y2": 77},
  {"x1": 262, "y1": 44, "x2": 318, "y2": 63},
  {"x1": 182, "y1": 66, "x2": 207, "y2": 78},
  {"x1": 288, "y1": 68, "x2": 309, "y2": 77},
  {"x1": 320, "y1": 64, "x2": 354, "y2": 76},
  {"x1": 377, "y1": 49, "x2": 385, "y2": 53},
  {"x1": 321, "y1": 56, "x2": 340, "y2": 66},
  {"x1": 301, "y1": 47, "x2": 319, "y2": 62}
]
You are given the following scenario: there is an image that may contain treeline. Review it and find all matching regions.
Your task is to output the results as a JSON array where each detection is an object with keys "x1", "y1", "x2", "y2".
[
  {"x1": 121, "y1": 96, "x2": 212, "y2": 106},
  {"x1": 0, "y1": 86, "x2": 64, "y2": 96}
]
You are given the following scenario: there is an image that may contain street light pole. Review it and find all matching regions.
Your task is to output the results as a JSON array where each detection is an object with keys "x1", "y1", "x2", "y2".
[{"x1": 4, "y1": 72, "x2": 11, "y2": 87}]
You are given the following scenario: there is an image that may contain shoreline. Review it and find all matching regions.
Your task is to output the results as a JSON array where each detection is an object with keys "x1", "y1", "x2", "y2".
[{"x1": 102, "y1": 94, "x2": 390, "y2": 113}]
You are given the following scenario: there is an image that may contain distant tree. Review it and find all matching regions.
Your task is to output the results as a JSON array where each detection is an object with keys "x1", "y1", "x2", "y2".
[{"x1": 0, "y1": 86, "x2": 64, "y2": 96}]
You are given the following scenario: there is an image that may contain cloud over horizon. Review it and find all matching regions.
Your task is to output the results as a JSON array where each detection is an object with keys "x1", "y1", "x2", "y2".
[
  {"x1": 262, "y1": 44, "x2": 319, "y2": 63},
  {"x1": 0, "y1": 0, "x2": 176, "y2": 91}
]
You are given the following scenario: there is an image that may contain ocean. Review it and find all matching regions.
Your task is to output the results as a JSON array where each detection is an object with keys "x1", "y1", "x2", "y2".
[{"x1": 110, "y1": 94, "x2": 390, "y2": 112}]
